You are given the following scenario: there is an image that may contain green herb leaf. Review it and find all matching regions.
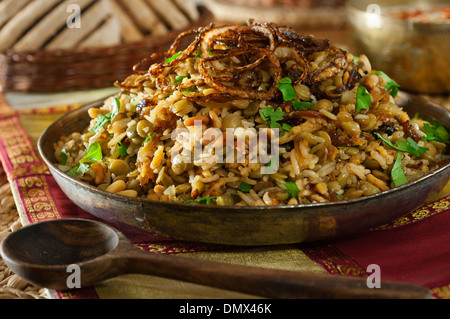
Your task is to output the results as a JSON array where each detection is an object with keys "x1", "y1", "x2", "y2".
[
  {"x1": 353, "y1": 56, "x2": 360, "y2": 63},
  {"x1": 259, "y1": 106, "x2": 284, "y2": 129},
  {"x1": 194, "y1": 48, "x2": 201, "y2": 59},
  {"x1": 374, "y1": 132, "x2": 428, "y2": 157},
  {"x1": 166, "y1": 51, "x2": 182, "y2": 64},
  {"x1": 284, "y1": 181, "x2": 299, "y2": 199},
  {"x1": 374, "y1": 132, "x2": 400, "y2": 150},
  {"x1": 59, "y1": 149, "x2": 68, "y2": 165},
  {"x1": 80, "y1": 142, "x2": 102, "y2": 164},
  {"x1": 184, "y1": 196, "x2": 218, "y2": 205},
  {"x1": 280, "y1": 123, "x2": 292, "y2": 136},
  {"x1": 259, "y1": 106, "x2": 271, "y2": 121},
  {"x1": 278, "y1": 77, "x2": 292, "y2": 84},
  {"x1": 65, "y1": 142, "x2": 102, "y2": 178},
  {"x1": 282, "y1": 123, "x2": 292, "y2": 132},
  {"x1": 181, "y1": 87, "x2": 196, "y2": 95},
  {"x1": 90, "y1": 98, "x2": 120, "y2": 133},
  {"x1": 398, "y1": 138, "x2": 429, "y2": 157},
  {"x1": 376, "y1": 71, "x2": 400, "y2": 97},
  {"x1": 66, "y1": 163, "x2": 90, "y2": 178},
  {"x1": 264, "y1": 156, "x2": 278, "y2": 175},
  {"x1": 391, "y1": 153, "x2": 408, "y2": 187},
  {"x1": 112, "y1": 97, "x2": 120, "y2": 116},
  {"x1": 292, "y1": 101, "x2": 315, "y2": 110},
  {"x1": 142, "y1": 137, "x2": 149, "y2": 146},
  {"x1": 118, "y1": 141, "x2": 128, "y2": 157},
  {"x1": 142, "y1": 133, "x2": 154, "y2": 146},
  {"x1": 173, "y1": 75, "x2": 190, "y2": 84},
  {"x1": 423, "y1": 121, "x2": 449, "y2": 144},
  {"x1": 356, "y1": 85, "x2": 372, "y2": 114},
  {"x1": 259, "y1": 105, "x2": 292, "y2": 137},
  {"x1": 91, "y1": 113, "x2": 111, "y2": 133},
  {"x1": 276, "y1": 77, "x2": 297, "y2": 102},
  {"x1": 238, "y1": 182, "x2": 253, "y2": 193}
]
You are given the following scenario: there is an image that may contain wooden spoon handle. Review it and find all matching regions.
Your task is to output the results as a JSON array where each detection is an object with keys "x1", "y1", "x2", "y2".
[{"x1": 119, "y1": 249, "x2": 430, "y2": 299}]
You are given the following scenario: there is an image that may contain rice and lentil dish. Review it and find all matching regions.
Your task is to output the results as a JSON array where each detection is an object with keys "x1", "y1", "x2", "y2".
[{"x1": 54, "y1": 20, "x2": 450, "y2": 206}]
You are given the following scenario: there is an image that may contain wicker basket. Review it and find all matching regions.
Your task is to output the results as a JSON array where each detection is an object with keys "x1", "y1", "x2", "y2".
[{"x1": 0, "y1": 7, "x2": 212, "y2": 93}]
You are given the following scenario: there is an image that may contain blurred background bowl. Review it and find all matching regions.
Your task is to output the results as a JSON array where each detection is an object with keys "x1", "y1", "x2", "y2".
[{"x1": 347, "y1": 0, "x2": 450, "y2": 94}]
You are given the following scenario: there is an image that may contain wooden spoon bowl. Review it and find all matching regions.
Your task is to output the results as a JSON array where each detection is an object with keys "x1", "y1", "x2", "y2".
[{"x1": 3, "y1": 219, "x2": 118, "y2": 265}]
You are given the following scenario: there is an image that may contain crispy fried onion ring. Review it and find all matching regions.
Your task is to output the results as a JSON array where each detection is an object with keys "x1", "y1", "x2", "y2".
[{"x1": 117, "y1": 19, "x2": 359, "y2": 102}]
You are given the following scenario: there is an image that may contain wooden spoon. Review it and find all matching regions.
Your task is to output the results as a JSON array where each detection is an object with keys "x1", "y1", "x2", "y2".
[{"x1": 0, "y1": 218, "x2": 431, "y2": 299}]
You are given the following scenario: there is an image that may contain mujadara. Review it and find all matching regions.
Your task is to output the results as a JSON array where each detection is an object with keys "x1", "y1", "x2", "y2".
[{"x1": 54, "y1": 20, "x2": 450, "y2": 206}]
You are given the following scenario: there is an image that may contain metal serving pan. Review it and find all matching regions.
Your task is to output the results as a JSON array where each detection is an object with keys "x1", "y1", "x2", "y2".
[{"x1": 37, "y1": 92, "x2": 450, "y2": 245}]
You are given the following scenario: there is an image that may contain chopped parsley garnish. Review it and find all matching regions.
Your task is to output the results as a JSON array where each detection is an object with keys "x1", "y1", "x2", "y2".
[
  {"x1": 376, "y1": 71, "x2": 400, "y2": 97},
  {"x1": 374, "y1": 132, "x2": 428, "y2": 157},
  {"x1": 375, "y1": 130, "x2": 428, "y2": 187},
  {"x1": 281, "y1": 123, "x2": 292, "y2": 136},
  {"x1": 292, "y1": 101, "x2": 315, "y2": 110},
  {"x1": 270, "y1": 77, "x2": 315, "y2": 132},
  {"x1": 91, "y1": 113, "x2": 110, "y2": 133},
  {"x1": 166, "y1": 51, "x2": 182, "y2": 64},
  {"x1": 184, "y1": 196, "x2": 218, "y2": 205},
  {"x1": 391, "y1": 153, "x2": 408, "y2": 187},
  {"x1": 422, "y1": 120, "x2": 449, "y2": 144},
  {"x1": 276, "y1": 77, "x2": 297, "y2": 102},
  {"x1": 356, "y1": 85, "x2": 372, "y2": 114},
  {"x1": 397, "y1": 138, "x2": 429, "y2": 157},
  {"x1": 59, "y1": 149, "x2": 68, "y2": 165},
  {"x1": 194, "y1": 48, "x2": 201, "y2": 59},
  {"x1": 66, "y1": 142, "x2": 102, "y2": 178},
  {"x1": 181, "y1": 87, "x2": 196, "y2": 95},
  {"x1": 263, "y1": 156, "x2": 278, "y2": 175},
  {"x1": 80, "y1": 142, "x2": 103, "y2": 164},
  {"x1": 238, "y1": 182, "x2": 253, "y2": 193},
  {"x1": 284, "y1": 181, "x2": 300, "y2": 199},
  {"x1": 142, "y1": 133, "x2": 154, "y2": 145},
  {"x1": 173, "y1": 75, "x2": 190, "y2": 84},
  {"x1": 112, "y1": 97, "x2": 120, "y2": 114},
  {"x1": 66, "y1": 163, "x2": 90, "y2": 178},
  {"x1": 142, "y1": 137, "x2": 150, "y2": 145},
  {"x1": 118, "y1": 141, "x2": 128, "y2": 157},
  {"x1": 91, "y1": 97, "x2": 120, "y2": 133},
  {"x1": 259, "y1": 105, "x2": 291, "y2": 136},
  {"x1": 259, "y1": 106, "x2": 284, "y2": 128}
]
